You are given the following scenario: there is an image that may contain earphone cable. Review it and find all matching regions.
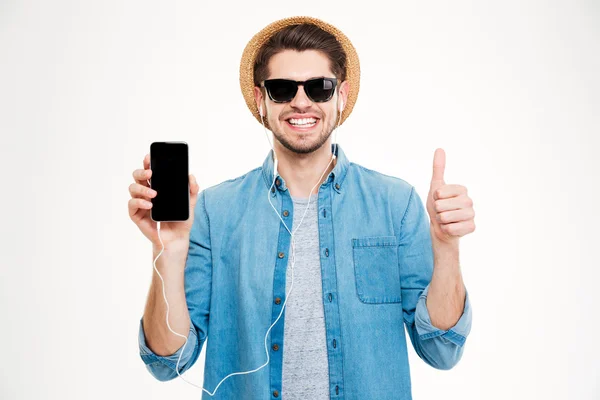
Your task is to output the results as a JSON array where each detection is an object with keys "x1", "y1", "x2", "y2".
[{"x1": 148, "y1": 101, "x2": 343, "y2": 395}]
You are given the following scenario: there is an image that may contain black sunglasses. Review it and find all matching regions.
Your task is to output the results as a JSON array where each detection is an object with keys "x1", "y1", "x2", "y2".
[{"x1": 262, "y1": 77, "x2": 338, "y2": 103}]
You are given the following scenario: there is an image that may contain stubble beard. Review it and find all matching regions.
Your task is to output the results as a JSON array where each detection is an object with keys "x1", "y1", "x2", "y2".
[{"x1": 271, "y1": 116, "x2": 336, "y2": 155}]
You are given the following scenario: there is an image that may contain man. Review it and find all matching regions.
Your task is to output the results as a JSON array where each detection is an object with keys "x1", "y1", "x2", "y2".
[{"x1": 130, "y1": 16, "x2": 475, "y2": 400}]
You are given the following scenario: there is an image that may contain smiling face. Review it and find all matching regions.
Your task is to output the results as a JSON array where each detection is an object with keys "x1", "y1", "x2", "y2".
[{"x1": 254, "y1": 49, "x2": 348, "y2": 155}]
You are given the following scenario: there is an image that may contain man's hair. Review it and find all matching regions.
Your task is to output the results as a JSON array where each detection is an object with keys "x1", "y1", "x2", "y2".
[{"x1": 253, "y1": 24, "x2": 347, "y2": 87}]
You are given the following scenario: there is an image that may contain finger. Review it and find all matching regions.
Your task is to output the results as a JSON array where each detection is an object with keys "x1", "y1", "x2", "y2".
[
  {"x1": 440, "y1": 220, "x2": 475, "y2": 236},
  {"x1": 129, "y1": 182, "x2": 157, "y2": 199},
  {"x1": 436, "y1": 208, "x2": 475, "y2": 224},
  {"x1": 132, "y1": 168, "x2": 152, "y2": 187},
  {"x1": 433, "y1": 184, "x2": 467, "y2": 200},
  {"x1": 142, "y1": 153, "x2": 152, "y2": 187},
  {"x1": 128, "y1": 197, "x2": 153, "y2": 219},
  {"x1": 433, "y1": 194, "x2": 472, "y2": 212},
  {"x1": 431, "y1": 148, "x2": 446, "y2": 186},
  {"x1": 190, "y1": 174, "x2": 200, "y2": 195}
]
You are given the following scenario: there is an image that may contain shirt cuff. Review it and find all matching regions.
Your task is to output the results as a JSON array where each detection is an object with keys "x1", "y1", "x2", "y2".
[
  {"x1": 138, "y1": 316, "x2": 198, "y2": 371},
  {"x1": 414, "y1": 283, "x2": 472, "y2": 347}
]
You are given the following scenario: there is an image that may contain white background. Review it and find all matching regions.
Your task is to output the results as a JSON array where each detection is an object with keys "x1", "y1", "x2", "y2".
[{"x1": 1, "y1": 0, "x2": 599, "y2": 399}]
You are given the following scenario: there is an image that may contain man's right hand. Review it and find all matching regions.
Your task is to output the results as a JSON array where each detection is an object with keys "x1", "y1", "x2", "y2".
[{"x1": 128, "y1": 153, "x2": 200, "y2": 251}]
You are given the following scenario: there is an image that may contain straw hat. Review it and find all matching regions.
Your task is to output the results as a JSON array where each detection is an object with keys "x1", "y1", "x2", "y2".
[{"x1": 239, "y1": 16, "x2": 360, "y2": 128}]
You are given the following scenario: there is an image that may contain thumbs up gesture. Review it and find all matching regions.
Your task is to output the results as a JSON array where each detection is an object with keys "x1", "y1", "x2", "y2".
[{"x1": 426, "y1": 148, "x2": 476, "y2": 246}]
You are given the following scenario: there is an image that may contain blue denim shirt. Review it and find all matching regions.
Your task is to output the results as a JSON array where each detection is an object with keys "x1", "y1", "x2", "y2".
[{"x1": 138, "y1": 143, "x2": 472, "y2": 399}]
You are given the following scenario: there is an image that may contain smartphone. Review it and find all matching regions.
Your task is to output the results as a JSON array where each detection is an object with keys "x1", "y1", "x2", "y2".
[{"x1": 149, "y1": 141, "x2": 190, "y2": 222}]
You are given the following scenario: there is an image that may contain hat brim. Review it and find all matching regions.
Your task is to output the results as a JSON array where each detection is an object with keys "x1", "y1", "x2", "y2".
[{"x1": 239, "y1": 16, "x2": 360, "y2": 129}]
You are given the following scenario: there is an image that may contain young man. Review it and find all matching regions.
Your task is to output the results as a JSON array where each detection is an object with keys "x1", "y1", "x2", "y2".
[{"x1": 131, "y1": 16, "x2": 475, "y2": 400}]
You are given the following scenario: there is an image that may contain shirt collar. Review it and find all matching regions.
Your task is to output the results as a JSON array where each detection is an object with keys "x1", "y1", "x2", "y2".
[{"x1": 261, "y1": 143, "x2": 350, "y2": 195}]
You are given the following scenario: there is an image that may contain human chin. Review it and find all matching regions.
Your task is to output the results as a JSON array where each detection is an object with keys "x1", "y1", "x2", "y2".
[
  {"x1": 273, "y1": 124, "x2": 330, "y2": 154},
  {"x1": 277, "y1": 132, "x2": 328, "y2": 154}
]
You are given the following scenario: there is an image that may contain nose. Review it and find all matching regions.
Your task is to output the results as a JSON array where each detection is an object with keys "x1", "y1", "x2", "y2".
[{"x1": 289, "y1": 84, "x2": 312, "y2": 109}]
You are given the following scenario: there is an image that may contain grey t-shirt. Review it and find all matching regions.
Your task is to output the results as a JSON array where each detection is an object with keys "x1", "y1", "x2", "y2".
[{"x1": 281, "y1": 193, "x2": 330, "y2": 399}]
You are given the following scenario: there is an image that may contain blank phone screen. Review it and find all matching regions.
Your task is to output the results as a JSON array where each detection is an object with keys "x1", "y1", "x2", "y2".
[{"x1": 149, "y1": 142, "x2": 189, "y2": 222}]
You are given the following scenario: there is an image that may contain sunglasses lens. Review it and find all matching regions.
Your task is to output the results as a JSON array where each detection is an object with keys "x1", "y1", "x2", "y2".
[
  {"x1": 305, "y1": 78, "x2": 336, "y2": 102},
  {"x1": 265, "y1": 80, "x2": 297, "y2": 102},
  {"x1": 264, "y1": 78, "x2": 337, "y2": 103}
]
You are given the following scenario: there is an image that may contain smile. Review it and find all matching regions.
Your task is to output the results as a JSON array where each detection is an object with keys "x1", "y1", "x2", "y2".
[{"x1": 285, "y1": 117, "x2": 319, "y2": 129}]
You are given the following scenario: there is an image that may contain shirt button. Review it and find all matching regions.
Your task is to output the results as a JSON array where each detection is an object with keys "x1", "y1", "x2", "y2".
[
  {"x1": 271, "y1": 187, "x2": 275, "y2": 193},
  {"x1": 335, "y1": 183, "x2": 340, "y2": 190},
  {"x1": 283, "y1": 210, "x2": 289, "y2": 217},
  {"x1": 272, "y1": 343, "x2": 279, "y2": 351},
  {"x1": 273, "y1": 390, "x2": 279, "y2": 397},
  {"x1": 328, "y1": 293, "x2": 332, "y2": 302},
  {"x1": 333, "y1": 339, "x2": 337, "y2": 348},
  {"x1": 275, "y1": 178, "x2": 281, "y2": 186},
  {"x1": 278, "y1": 252, "x2": 285, "y2": 259},
  {"x1": 336, "y1": 385, "x2": 339, "y2": 395},
  {"x1": 274, "y1": 297, "x2": 281, "y2": 305},
  {"x1": 325, "y1": 248, "x2": 329, "y2": 257}
]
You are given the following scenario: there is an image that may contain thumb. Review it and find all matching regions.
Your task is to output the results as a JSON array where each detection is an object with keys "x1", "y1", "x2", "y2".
[
  {"x1": 189, "y1": 174, "x2": 200, "y2": 205},
  {"x1": 431, "y1": 148, "x2": 446, "y2": 187}
]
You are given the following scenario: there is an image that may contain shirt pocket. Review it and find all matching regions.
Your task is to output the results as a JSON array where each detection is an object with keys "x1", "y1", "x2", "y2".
[{"x1": 352, "y1": 235, "x2": 402, "y2": 304}]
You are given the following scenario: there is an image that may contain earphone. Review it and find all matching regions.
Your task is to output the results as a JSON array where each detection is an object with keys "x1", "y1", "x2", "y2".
[{"x1": 149, "y1": 95, "x2": 344, "y2": 396}]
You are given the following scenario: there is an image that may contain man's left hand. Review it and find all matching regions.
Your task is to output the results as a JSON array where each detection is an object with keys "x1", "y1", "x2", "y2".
[{"x1": 426, "y1": 148, "x2": 476, "y2": 246}]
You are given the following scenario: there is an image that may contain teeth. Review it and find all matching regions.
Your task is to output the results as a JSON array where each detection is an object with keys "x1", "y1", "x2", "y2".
[{"x1": 288, "y1": 118, "x2": 317, "y2": 126}]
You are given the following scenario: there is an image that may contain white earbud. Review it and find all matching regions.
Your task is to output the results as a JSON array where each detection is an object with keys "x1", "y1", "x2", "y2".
[
  {"x1": 339, "y1": 99, "x2": 344, "y2": 113},
  {"x1": 259, "y1": 105, "x2": 263, "y2": 117}
]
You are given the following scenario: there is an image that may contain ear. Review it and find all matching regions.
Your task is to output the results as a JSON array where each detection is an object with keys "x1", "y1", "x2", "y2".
[
  {"x1": 253, "y1": 86, "x2": 264, "y2": 117},
  {"x1": 338, "y1": 80, "x2": 350, "y2": 112}
]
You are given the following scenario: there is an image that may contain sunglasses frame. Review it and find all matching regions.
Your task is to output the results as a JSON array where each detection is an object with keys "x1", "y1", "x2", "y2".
[{"x1": 261, "y1": 77, "x2": 338, "y2": 103}]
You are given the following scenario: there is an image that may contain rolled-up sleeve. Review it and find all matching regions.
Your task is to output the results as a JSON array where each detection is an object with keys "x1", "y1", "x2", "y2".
[
  {"x1": 138, "y1": 316, "x2": 200, "y2": 381},
  {"x1": 399, "y1": 186, "x2": 472, "y2": 370},
  {"x1": 138, "y1": 189, "x2": 213, "y2": 381},
  {"x1": 413, "y1": 283, "x2": 472, "y2": 367}
]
